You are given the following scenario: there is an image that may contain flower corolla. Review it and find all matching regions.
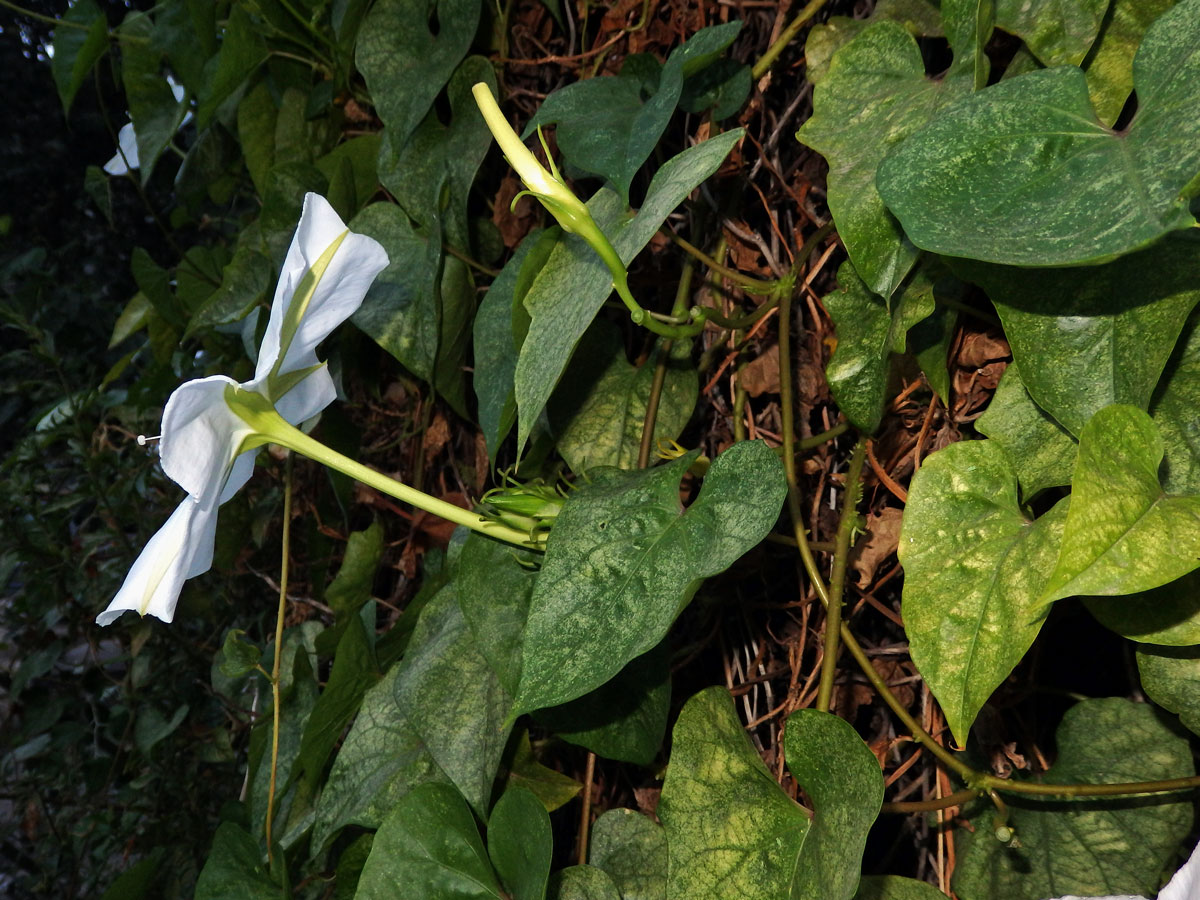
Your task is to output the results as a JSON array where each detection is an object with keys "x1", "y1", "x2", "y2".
[{"x1": 98, "y1": 194, "x2": 388, "y2": 625}]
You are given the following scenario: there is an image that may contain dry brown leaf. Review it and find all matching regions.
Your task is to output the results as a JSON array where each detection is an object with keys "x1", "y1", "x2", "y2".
[
  {"x1": 739, "y1": 343, "x2": 780, "y2": 396},
  {"x1": 848, "y1": 507, "x2": 904, "y2": 587}
]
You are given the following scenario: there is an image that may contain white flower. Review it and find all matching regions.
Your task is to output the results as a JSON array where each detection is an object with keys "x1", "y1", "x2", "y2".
[
  {"x1": 103, "y1": 76, "x2": 191, "y2": 176},
  {"x1": 98, "y1": 194, "x2": 388, "y2": 626},
  {"x1": 1046, "y1": 836, "x2": 1200, "y2": 900}
]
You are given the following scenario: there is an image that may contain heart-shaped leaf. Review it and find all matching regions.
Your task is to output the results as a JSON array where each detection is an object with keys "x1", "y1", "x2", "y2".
[
  {"x1": 952, "y1": 698, "x2": 1194, "y2": 899},
  {"x1": 900, "y1": 440, "x2": 1069, "y2": 746},
  {"x1": 878, "y1": 0, "x2": 1200, "y2": 266},
  {"x1": 1041, "y1": 405, "x2": 1200, "y2": 604},
  {"x1": 589, "y1": 808, "x2": 667, "y2": 900},
  {"x1": 513, "y1": 441, "x2": 785, "y2": 714},
  {"x1": 994, "y1": 0, "x2": 1107, "y2": 66}
]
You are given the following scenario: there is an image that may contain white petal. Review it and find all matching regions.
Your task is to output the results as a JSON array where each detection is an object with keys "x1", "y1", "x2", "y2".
[
  {"x1": 274, "y1": 365, "x2": 336, "y2": 426},
  {"x1": 103, "y1": 122, "x2": 139, "y2": 175},
  {"x1": 255, "y1": 193, "x2": 388, "y2": 383},
  {"x1": 159, "y1": 375, "x2": 254, "y2": 505},
  {"x1": 1160, "y1": 839, "x2": 1200, "y2": 900},
  {"x1": 96, "y1": 497, "x2": 218, "y2": 626}
]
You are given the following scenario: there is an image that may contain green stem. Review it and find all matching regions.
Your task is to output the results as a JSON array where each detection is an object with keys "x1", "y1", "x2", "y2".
[
  {"x1": 668, "y1": 231, "x2": 780, "y2": 294},
  {"x1": 815, "y1": 437, "x2": 866, "y2": 712},
  {"x1": 799, "y1": 422, "x2": 848, "y2": 450},
  {"x1": 265, "y1": 455, "x2": 293, "y2": 865},
  {"x1": 234, "y1": 392, "x2": 538, "y2": 549},
  {"x1": 751, "y1": 0, "x2": 829, "y2": 80},
  {"x1": 637, "y1": 262, "x2": 694, "y2": 468}
]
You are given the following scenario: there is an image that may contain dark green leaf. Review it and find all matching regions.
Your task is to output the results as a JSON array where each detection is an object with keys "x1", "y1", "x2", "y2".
[
  {"x1": 1088, "y1": 571, "x2": 1200, "y2": 646},
  {"x1": 994, "y1": 0, "x2": 1107, "y2": 66},
  {"x1": 854, "y1": 875, "x2": 947, "y2": 900},
  {"x1": 823, "y1": 260, "x2": 936, "y2": 433},
  {"x1": 218, "y1": 629, "x2": 260, "y2": 680},
  {"x1": 356, "y1": 782, "x2": 504, "y2": 900},
  {"x1": 1137, "y1": 644, "x2": 1200, "y2": 737},
  {"x1": 50, "y1": 0, "x2": 108, "y2": 114},
  {"x1": 953, "y1": 698, "x2": 1194, "y2": 899},
  {"x1": 975, "y1": 362, "x2": 1076, "y2": 499},
  {"x1": 548, "y1": 866, "x2": 623, "y2": 900},
  {"x1": 99, "y1": 848, "x2": 164, "y2": 900},
  {"x1": 197, "y1": 5, "x2": 267, "y2": 128},
  {"x1": 395, "y1": 587, "x2": 512, "y2": 815},
  {"x1": 378, "y1": 56, "x2": 493, "y2": 250},
  {"x1": 549, "y1": 319, "x2": 697, "y2": 472},
  {"x1": 514, "y1": 131, "x2": 742, "y2": 455},
  {"x1": 1042, "y1": 405, "x2": 1200, "y2": 604},
  {"x1": 295, "y1": 615, "x2": 377, "y2": 793},
  {"x1": 785, "y1": 709, "x2": 884, "y2": 900},
  {"x1": 877, "y1": 0, "x2": 1200, "y2": 266},
  {"x1": 797, "y1": 20, "x2": 973, "y2": 297},
  {"x1": 456, "y1": 532, "x2": 541, "y2": 695},
  {"x1": 121, "y1": 11, "x2": 188, "y2": 184},
  {"x1": 310, "y1": 663, "x2": 448, "y2": 854},
  {"x1": 356, "y1": 0, "x2": 481, "y2": 149},
  {"x1": 588, "y1": 808, "x2": 667, "y2": 900},
  {"x1": 514, "y1": 441, "x2": 786, "y2": 714},
  {"x1": 900, "y1": 440, "x2": 1069, "y2": 745},
  {"x1": 525, "y1": 23, "x2": 742, "y2": 200},
  {"x1": 487, "y1": 786, "x2": 552, "y2": 900},
  {"x1": 534, "y1": 641, "x2": 670, "y2": 765},
  {"x1": 658, "y1": 688, "x2": 809, "y2": 899},
  {"x1": 952, "y1": 238, "x2": 1200, "y2": 435},
  {"x1": 185, "y1": 240, "x2": 271, "y2": 337},
  {"x1": 194, "y1": 823, "x2": 278, "y2": 900}
]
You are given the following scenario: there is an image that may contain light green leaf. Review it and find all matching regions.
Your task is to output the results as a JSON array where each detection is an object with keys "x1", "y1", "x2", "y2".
[
  {"x1": 1137, "y1": 644, "x2": 1200, "y2": 737},
  {"x1": 854, "y1": 875, "x2": 947, "y2": 900},
  {"x1": 395, "y1": 587, "x2": 512, "y2": 816},
  {"x1": 785, "y1": 709, "x2": 884, "y2": 900},
  {"x1": 796, "y1": 20, "x2": 973, "y2": 297},
  {"x1": 504, "y1": 730, "x2": 582, "y2": 813},
  {"x1": 549, "y1": 319, "x2": 697, "y2": 472},
  {"x1": 1087, "y1": 571, "x2": 1200, "y2": 646},
  {"x1": 51, "y1": 0, "x2": 108, "y2": 114},
  {"x1": 953, "y1": 697, "x2": 1193, "y2": 900},
  {"x1": 877, "y1": 0, "x2": 1200, "y2": 266},
  {"x1": 379, "y1": 56, "x2": 494, "y2": 250},
  {"x1": 218, "y1": 629, "x2": 259, "y2": 680},
  {"x1": 525, "y1": 23, "x2": 741, "y2": 201},
  {"x1": 658, "y1": 688, "x2": 809, "y2": 899},
  {"x1": 355, "y1": 782, "x2": 504, "y2": 900},
  {"x1": 589, "y1": 809, "x2": 667, "y2": 900},
  {"x1": 976, "y1": 362, "x2": 1077, "y2": 499},
  {"x1": 1042, "y1": 405, "x2": 1200, "y2": 604},
  {"x1": 806, "y1": 1, "x2": 943, "y2": 85},
  {"x1": 1084, "y1": 0, "x2": 1176, "y2": 126},
  {"x1": 488, "y1": 786, "x2": 552, "y2": 900},
  {"x1": 899, "y1": 440, "x2": 1070, "y2": 746},
  {"x1": 823, "y1": 260, "x2": 936, "y2": 433},
  {"x1": 942, "y1": 0, "x2": 995, "y2": 88},
  {"x1": 514, "y1": 130, "x2": 742, "y2": 456},
  {"x1": 514, "y1": 440, "x2": 786, "y2": 714},
  {"x1": 994, "y1": 0, "x2": 1108, "y2": 66},
  {"x1": 194, "y1": 823, "x2": 278, "y2": 900},
  {"x1": 548, "y1": 866, "x2": 623, "y2": 900},
  {"x1": 325, "y1": 521, "x2": 385, "y2": 619},
  {"x1": 108, "y1": 292, "x2": 153, "y2": 348},
  {"x1": 952, "y1": 238, "x2": 1200, "y2": 435},
  {"x1": 310, "y1": 663, "x2": 448, "y2": 854},
  {"x1": 356, "y1": 0, "x2": 480, "y2": 150}
]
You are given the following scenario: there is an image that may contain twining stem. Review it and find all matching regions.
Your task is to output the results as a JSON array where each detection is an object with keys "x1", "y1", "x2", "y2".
[
  {"x1": 637, "y1": 262, "x2": 695, "y2": 468},
  {"x1": 777, "y1": 230, "x2": 1200, "y2": 805},
  {"x1": 265, "y1": 455, "x2": 293, "y2": 865},
  {"x1": 751, "y1": 0, "x2": 829, "y2": 80},
  {"x1": 816, "y1": 437, "x2": 866, "y2": 712},
  {"x1": 232, "y1": 391, "x2": 538, "y2": 550}
]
